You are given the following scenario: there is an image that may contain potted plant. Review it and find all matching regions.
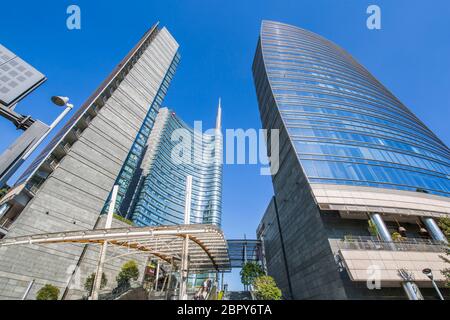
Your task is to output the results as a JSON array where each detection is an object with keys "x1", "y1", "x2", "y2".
[
  {"x1": 368, "y1": 220, "x2": 379, "y2": 238},
  {"x1": 391, "y1": 232, "x2": 403, "y2": 242}
]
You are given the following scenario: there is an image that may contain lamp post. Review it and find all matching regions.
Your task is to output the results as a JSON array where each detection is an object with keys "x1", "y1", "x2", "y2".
[
  {"x1": 22, "y1": 96, "x2": 74, "y2": 160},
  {"x1": 0, "y1": 96, "x2": 73, "y2": 187},
  {"x1": 423, "y1": 268, "x2": 444, "y2": 300}
]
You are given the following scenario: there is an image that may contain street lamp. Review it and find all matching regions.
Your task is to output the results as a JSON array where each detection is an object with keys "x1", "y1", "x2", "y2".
[
  {"x1": 422, "y1": 268, "x2": 444, "y2": 300},
  {"x1": 0, "y1": 96, "x2": 74, "y2": 187},
  {"x1": 21, "y1": 96, "x2": 74, "y2": 160},
  {"x1": 51, "y1": 96, "x2": 71, "y2": 107}
]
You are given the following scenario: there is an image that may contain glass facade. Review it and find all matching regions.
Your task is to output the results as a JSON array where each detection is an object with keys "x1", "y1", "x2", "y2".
[
  {"x1": 254, "y1": 20, "x2": 450, "y2": 197},
  {"x1": 102, "y1": 53, "x2": 180, "y2": 216},
  {"x1": 129, "y1": 109, "x2": 223, "y2": 227}
]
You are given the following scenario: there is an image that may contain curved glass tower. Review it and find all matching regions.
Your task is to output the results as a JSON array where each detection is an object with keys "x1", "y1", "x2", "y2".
[
  {"x1": 255, "y1": 21, "x2": 450, "y2": 197},
  {"x1": 127, "y1": 106, "x2": 223, "y2": 227},
  {"x1": 254, "y1": 21, "x2": 450, "y2": 300}
]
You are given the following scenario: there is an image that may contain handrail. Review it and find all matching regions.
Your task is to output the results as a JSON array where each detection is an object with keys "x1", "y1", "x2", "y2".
[
  {"x1": 334, "y1": 236, "x2": 446, "y2": 253},
  {"x1": 206, "y1": 285, "x2": 217, "y2": 300}
]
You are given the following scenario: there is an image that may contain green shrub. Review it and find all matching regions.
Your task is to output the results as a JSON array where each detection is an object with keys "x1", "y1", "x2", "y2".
[
  {"x1": 116, "y1": 260, "x2": 139, "y2": 288},
  {"x1": 439, "y1": 217, "x2": 450, "y2": 241},
  {"x1": 438, "y1": 218, "x2": 450, "y2": 287},
  {"x1": 253, "y1": 276, "x2": 282, "y2": 300},
  {"x1": 113, "y1": 213, "x2": 133, "y2": 225},
  {"x1": 0, "y1": 186, "x2": 10, "y2": 200},
  {"x1": 368, "y1": 220, "x2": 378, "y2": 237},
  {"x1": 36, "y1": 284, "x2": 60, "y2": 300},
  {"x1": 84, "y1": 272, "x2": 108, "y2": 293}
]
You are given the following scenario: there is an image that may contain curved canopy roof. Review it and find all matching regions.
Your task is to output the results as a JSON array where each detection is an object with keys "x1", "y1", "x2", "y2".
[{"x1": 0, "y1": 223, "x2": 231, "y2": 273}]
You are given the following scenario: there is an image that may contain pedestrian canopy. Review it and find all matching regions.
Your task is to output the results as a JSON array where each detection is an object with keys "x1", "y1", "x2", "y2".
[{"x1": 0, "y1": 224, "x2": 231, "y2": 273}]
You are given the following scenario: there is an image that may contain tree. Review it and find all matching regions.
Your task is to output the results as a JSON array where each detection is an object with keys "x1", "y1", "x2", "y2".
[
  {"x1": 253, "y1": 276, "x2": 282, "y2": 300},
  {"x1": 240, "y1": 262, "x2": 264, "y2": 288},
  {"x1": 116, "y1": 260, "x2": 139, "y2": 289},
  {"x1": 36, "y1": 284, "x2": 60, "y2": 300},
  {"x1": 438, "y1": 218, "x2": 450, "y2": 287},
  {"x1": 84, "y1": 272, "x2": 107, "y2": 294},
  {"x1": 0, "y1": 185, "x2": 10, "y2": 200}
]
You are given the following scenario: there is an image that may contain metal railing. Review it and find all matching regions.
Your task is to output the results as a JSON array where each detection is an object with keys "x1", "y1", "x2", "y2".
[
  {"x1": 334, "y1": 236, "x2": 447, "y2": 253},
  {"x1": 206, "y1": 285, "x2": 217, "y2": 300},
  {"x1": 0, "y1": 217, "x2": 14, "y2": 230}
]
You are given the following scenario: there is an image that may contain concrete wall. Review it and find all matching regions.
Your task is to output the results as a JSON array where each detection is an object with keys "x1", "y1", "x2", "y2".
[
  {"x1": 0, "y1": 27, "x2": 178, "y2": 300},
  {"x1": 258, "y1": 198, "x2": 291, "y2": 298}
]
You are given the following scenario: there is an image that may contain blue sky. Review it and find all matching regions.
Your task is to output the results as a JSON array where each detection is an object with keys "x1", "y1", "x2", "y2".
[{"x1": 1, "y1": 0, "x2": 450, "y2": 290}]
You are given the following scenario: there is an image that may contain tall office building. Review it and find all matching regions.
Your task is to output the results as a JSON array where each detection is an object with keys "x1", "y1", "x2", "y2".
[
  {"x1": 123, "y1": 106, "x2": 223, "y2": 227},
  {"x1": 0, "y1": 23, "x2": 180, "y2": 299},
  {"x1": 253, "y1": 21, "x2": 450, "y2": 299},
  {"x1": 115, "y1": 104, "x2": 223, "y2": 289}
]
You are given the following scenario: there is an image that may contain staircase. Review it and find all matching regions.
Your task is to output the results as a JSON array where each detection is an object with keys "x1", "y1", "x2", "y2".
[
  {"x1": 147, "y1": 291, "x2": 168, "y2": 300},
  {"x1": 224, "y1": 291, "x2": 253, "y2": 300},
  {"x1": 117, "y1": 287, "x2": 148, "y2": 300}
]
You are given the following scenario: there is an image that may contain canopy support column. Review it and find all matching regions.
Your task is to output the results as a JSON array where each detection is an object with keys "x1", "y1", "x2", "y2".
[
  {"x1": 91, "y1": 185, "x2": 118, "y2": 300},
  {"x1": 179, "y1": 176, "x2": 192, "y2": 300}
]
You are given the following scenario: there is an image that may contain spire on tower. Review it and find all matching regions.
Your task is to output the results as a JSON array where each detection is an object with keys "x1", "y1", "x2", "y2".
[{"x1": 215, "y1": 97, "x2": 222, "y2": 131}]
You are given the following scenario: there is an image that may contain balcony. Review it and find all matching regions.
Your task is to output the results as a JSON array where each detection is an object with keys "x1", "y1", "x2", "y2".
[
  {"x1": 332, "y1": 236, "x2": 448, "y2": 286},
  {"x1": 335, "y1": 236, "x2": 446, "y2": 253}
]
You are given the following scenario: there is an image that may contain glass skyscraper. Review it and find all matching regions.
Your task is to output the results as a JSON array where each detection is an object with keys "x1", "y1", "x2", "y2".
[
  {"x1": 254, "y1": 21, "x2": 450, "y2": 197},
  {"x1": 115, "y1": 106, "x2": 223, "y2": 227},
  {"x1": 254, "y1": 21, "x2": 450, "y2": 300}
]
